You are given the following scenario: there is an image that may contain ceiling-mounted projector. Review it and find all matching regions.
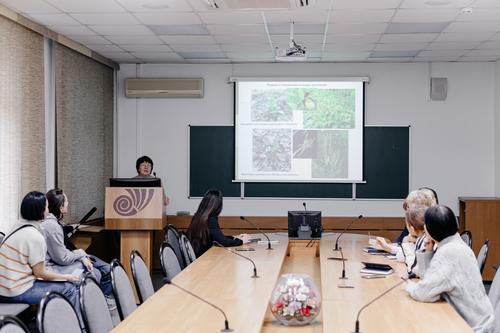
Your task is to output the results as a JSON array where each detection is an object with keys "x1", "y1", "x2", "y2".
[{"x1": 275, "y1": 22, "x2": 307, "y2": 62}]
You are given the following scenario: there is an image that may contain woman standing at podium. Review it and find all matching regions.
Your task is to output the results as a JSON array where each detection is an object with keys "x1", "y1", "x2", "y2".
[
  {"x1": 134, "y1": 155, "x2": 170, "y2": 206},
  {"x1": 187, "y1": 189, "x2": 250, "y2": 257}
]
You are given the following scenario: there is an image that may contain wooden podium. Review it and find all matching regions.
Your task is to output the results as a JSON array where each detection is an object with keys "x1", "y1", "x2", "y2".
[{"x1": 105, "y1": 187, "x2": 166, "y2": 291}]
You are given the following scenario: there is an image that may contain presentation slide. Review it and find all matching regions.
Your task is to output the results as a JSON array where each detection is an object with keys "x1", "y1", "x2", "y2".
[{"x1": 235, "y1": 80, "x2": 364, "y2": 183}]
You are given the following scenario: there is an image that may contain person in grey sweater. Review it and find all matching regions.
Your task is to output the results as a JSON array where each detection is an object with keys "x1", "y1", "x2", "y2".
[
  {"x1": 405, "y1": 205, "x2": 495, "y2": 333},
  {"x1": 41, "y1": 189, "x2": 113, "y2": 297}
]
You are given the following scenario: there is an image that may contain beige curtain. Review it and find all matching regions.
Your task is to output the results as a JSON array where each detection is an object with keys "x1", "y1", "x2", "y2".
[
  {"x1": 0, "y1": 16, "x2": 45, "y2": 233},
  {"x1": 54, "y1": 44, "x2": 113, "y2": 224}
]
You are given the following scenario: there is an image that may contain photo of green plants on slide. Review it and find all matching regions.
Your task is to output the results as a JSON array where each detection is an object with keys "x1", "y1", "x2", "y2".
[
  {"x1": 252, "y1": 129, "x2": 291, "y2": 172},
  {"x1": 293, "y1": 130, "x2": 348, "y2": 178},
  {"x1": 251, "y1": 88, "x2": 355, "y2": 129}
]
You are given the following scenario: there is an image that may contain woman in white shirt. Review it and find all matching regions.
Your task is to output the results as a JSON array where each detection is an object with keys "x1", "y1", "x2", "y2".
[{"x1": 405, "y1": 205, "x2": 495, "y2": 333}]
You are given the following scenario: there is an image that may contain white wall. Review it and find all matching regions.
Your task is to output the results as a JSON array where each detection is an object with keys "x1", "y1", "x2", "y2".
[{"x1": 117, "y1": 62, "x2": 496, "y2": 217}]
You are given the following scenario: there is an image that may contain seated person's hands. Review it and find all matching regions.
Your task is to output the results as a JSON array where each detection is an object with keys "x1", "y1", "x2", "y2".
[
  {"x1": 82, "y1": 257, "x2": 93, "y2": 272},
  {"x1": 375, "y1": 237, "x2": 393, "y2": 253},
  {"x1": 237, "y1": 234, "x2": 251, "y2": 244}
]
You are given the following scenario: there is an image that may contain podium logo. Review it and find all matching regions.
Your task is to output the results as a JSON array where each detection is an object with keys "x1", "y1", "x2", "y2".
[{"x1": 113, "y1": 189, "x2": 155, "y2": 216}]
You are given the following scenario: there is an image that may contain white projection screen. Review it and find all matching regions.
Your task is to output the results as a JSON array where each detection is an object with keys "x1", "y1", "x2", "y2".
[{"x1": 234, "y1": 79, "x2": 366, "y2": 183}]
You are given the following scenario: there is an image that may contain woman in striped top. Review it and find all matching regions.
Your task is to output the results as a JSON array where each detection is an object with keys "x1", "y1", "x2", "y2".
[{"x1": 0, "y1": 192, "x2": 81, "y2": 318}]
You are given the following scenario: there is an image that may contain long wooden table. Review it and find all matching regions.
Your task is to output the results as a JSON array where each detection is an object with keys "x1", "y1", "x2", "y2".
[{"x1": 111, "y1": 234, "x2": 472, "y2": 333}]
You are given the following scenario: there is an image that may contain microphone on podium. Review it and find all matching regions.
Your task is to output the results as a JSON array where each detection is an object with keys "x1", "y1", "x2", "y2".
[
  {"x1": 239, "y1": 216, "x2": 273, "y2": 250},
  {"x1": 352, "y1": 279, "x2": 406, "y2": 332},
  {"x1": 334, "y1": 215, "x2": 363, "y2": 251},
  {"x1": 213, "y1": 241, "x2": 259, "y2": 278},
  {"x1": 303, "y1": 202, "x2": 307, "y2": 212},
  {"x1": 153, "y1": 172, "x2": 157, "y2": 178},
  {"x1": 163, "y1": 278, "x2": 234, "y2": 332}
]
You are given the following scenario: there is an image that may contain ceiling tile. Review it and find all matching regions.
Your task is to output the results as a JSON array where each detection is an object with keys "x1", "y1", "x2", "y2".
[
  {"x1": 379, "y1": 33, "x2": 438, "y2": 43},
  {"x1": 444, "y1": 21, "x2": 500, "y2": 33},
  {"x1": 417, "y1": 50, "x2": 468, "y2": 57},
  {"x1": 120, "y1": 44, "x2": 173, "y2": 52},
  {"x1": 477, "y1": 40, "x2": 500, "y2": 49},
  {"x1": 71, "y1": 13, "x2": 140, "y2": 25},
  {"x1": 321, "y1": 0, "x2": 401, "y2": 10},
  {"x1": 0, "y1": 0, "x2": 60, "y2": 13},
  {"x1": 90, "y1": 25, "x2": 154, "y2": 35},
  {"x1": 98, "y1": 51, "x2": 138, "y2": 60},
  {"x1": 44, "y1": 0, "x2": 125, "y2": 13},
  {"x1": 134, "y1": 12, "x2": 201, "y2": 25},
  {"x1": 329, "y1": 23, "x2": 387, "y2": 34},
  {"x1": 268, "y1": 24, "x2": 325, "y2": 34},
  {"x1": 199, "y1": 11, "x2": 263, "y2": 24},
  {"x1": 326, "y1": 34, "x2": 381, "y2": 43},
  {"x1": 435, "y1": 32, "x2": 496, "y2": 41},
  {"x1": 375, "y1": 42, "x2": 429, "y2": 51},
  {"x1": 472, "y1": 0, "x2": 500, "y2": 8},
  {"x1": 66, "y1": 35, "x2": 112, "y2": 44},
  {"x1": 459, "y1": 56, "x2": 499, "y2": 61},
  {"x1": 413, "y1": 56, "x2": 459, "y2": 62},
  {"x1": 148, "y1": 24, "x2": 209, "y2": 35},
  {"x1": 26, "y1": 13, "x2": 80, "y2": 25},
  {"x1": 325, "y1": 43, "x2": 375, "y2": 51},
  {"x1": 322, "y1": 51, "x2": 371, "y2": 57},
  {"x1": 466, "y1": 49, "x2": 500, "y2": 56},
  {"x1": 49, "y1": 25, "x2": 95, "y2": 35},
  {"x1": 371, "y1": 50, "x2": 420, "y2": 57},
  {"x1": 86, "y1": 44, "x2": 124, "y2": 53},
  {"x1": 132, "y1": 52, "x2": 183, "y2": 59},
  {"x1": 214, "y1": 35, "x2": 268, "y2": 44},
  {"x1": 207, "y1": 24, "x2": 266, "y2": 35},
  {"x1": 385, "y1": 22, "x2": 449, "y2": 33},
  {"x1": 170, "y1": 44, "x2": 222, "y2": 52},
  {"x1": 220, "y1": 44, "x2": 271, "y2": 52},
  {"x1": 456, "y1": 9, "x2": 500, "y2": 21},
  {"x1": 426, "y1": 41, "x2": 481, "y2": 50},
  {"x1": 271, "y1": 34, "x2": 325, "y2": 45},
  {"x1": 263, "y1": 9, "x2": 328, "y2": 23},
  {"x1": 186, "y1": 59, "x2": 231, "y2": 63},
  {"x1": 226, "y1": 51, "x2": 274, "y2": 59},
  {"x1": 367, "y1": 57, "x2": 413, "y2": 62},
  {"x1": 330, "y1": 10, "x2": 394, "y2": 23},
  {"x1": 115, "y1": 0, "x2": 193, "y2": 12},
  {"x1": 177, "y1": 51, "x2": 227, "y2": 59},
  {"x1": 106, "y1": 35, "x2": 162, "y2": 44},
  {"x1": 400, "y1": 0, "x2": 473, "y2": 8},
  {"x1": 392, "y1": 9, "x2": 459, "y2": 23},
  {"x1": 160, "y1": 35, "x2": 216, "y2": 44}
]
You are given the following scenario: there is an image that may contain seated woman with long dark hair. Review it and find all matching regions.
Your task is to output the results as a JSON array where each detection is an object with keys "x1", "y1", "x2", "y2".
[{"x1": 187, "y1": 189, "x2": 250, "y2": 257}]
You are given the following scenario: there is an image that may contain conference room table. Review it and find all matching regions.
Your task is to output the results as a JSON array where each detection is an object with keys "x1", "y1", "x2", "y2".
[{"x1": 111, "y1": 233, "x2": 472, "y2": 333}]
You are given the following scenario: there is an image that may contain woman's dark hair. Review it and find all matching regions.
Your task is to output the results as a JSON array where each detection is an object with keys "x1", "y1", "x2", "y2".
[
  {"x1": 46, "y1": 188, "x2": 65, "y2": 220},
  {"x1": 20, "y1": 191, "x2": 47, "y2": 221},
  {"x1": 186, "y1": 189, "x2": 223, "y2": 255},
  {"x1": 136, "y1": 155, "x2": 153, "y2": 174},
  {"x1": 419, "y1": 186, "x2": 439, "y2": 204},
  {"x1": 424, "y1": 205, "x2": 458, "y2": 242}
]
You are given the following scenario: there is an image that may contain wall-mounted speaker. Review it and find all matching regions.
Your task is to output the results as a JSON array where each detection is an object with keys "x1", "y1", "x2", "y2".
[{"x1": 430, "y1": 77, "x2": 447, "y2": 101}]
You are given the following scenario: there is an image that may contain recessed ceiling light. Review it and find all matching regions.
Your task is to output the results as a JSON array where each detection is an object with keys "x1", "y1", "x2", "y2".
[
  {"x1": 424, "y1": 0, "x2": 452, "y2": 5},
  {"x1": 461, "y1": 7, "x2": 473, "y2": 14},
  {"x1": 142, "y1": 2, "x2": 170, "y2": 9}
]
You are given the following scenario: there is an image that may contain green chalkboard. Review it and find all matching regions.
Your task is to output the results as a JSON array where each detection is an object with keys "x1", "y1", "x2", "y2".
[
  {"x1": 189, "y1": 126, "x2": 241, "y2": 198},
  {"x1": 189, "y1": 126, "x2": 409, "y2": 199}
]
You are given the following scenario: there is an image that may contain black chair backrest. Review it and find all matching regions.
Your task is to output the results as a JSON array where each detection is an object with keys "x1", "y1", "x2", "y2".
[
  {"x1": 79, "y1": 276, "x2": 114, "y2": 333},
  {"x1": 166, "y1": 224, "x2": 185, "y2": 269},
  {"x1": 160, "y1": 241, "x2": 182, "y2": 280},
  {"x1": 477, "y1": 240, "x2": 490, "y2": 275},
  {"x1": 130, "y1": 250, "x2": 155, "y2": 304},
  {"x1": 460, "y1": 230, "x2": 472, "y2": 248},
  {"x1": 0, "y1": 315, "x2": 29, "y2": 333},
  {"x1": 37, "y1": 292, "x2": 82, "y2": 333}
]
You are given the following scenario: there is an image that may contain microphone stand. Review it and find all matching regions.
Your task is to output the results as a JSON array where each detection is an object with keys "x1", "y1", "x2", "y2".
[
  {"x1": 213, "y1": 241, "x2": 259, "y2": 278},
  {"x1": 334, "y1": 215, "x2": 363, "y2": 251},
  {"x1": 239, "y1": 216, "x2": 273, "y2": 250},
  {"x1": 337, "y1": 247, "x2": 354, "y2": 288},
  {"x1": 352, "y1": 280, "x2": 405, "y2": 332},
  {"x1": 163, "y1": 278, "x2": 234, "y2": 332}
]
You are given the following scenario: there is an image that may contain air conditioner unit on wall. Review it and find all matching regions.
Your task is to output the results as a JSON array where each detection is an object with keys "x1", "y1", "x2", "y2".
[{"x1": 125, "y1": 78, "x2": 204, "y2": 98}]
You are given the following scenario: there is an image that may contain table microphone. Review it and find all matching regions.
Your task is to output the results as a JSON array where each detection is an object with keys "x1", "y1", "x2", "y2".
[
  {"x1": 65, "y1": 207, "x2": 97, "y2": 238},
  {"x1": 334, "y1": 215, "x2": 363, "y2": 251},
  {"x1": 352, "y1": 279, "x2": 405, "y2": 333},
  {"x1": 163, "y1": 278, "x2": 234, "y2": 332},
  {"x1": 153, "y1": 172, "x2": 157, "y2": 177},
  {"x1": 239, "y1": 216, "x2": 273, "y2": 250},
  {"x1": 213, "y1": 241, "x2": 259, "y2": 278}
]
